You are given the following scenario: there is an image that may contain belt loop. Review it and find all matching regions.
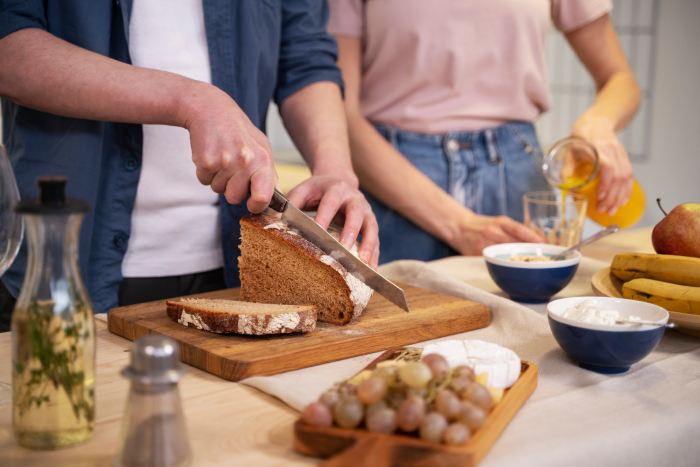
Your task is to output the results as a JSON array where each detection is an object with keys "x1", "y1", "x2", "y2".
[
  {"x1": 485, "y1": 129, "x2": 501, "y2": 164},
  {"x1": 387, "y1": 126, "x2": 399, "y2": 147}
]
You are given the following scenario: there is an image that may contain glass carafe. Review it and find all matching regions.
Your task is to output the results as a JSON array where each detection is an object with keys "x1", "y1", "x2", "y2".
[
  {"x1": 11, "y1": 176, "x2": 95, "y2": 450},
  {"x1": 542, "y1": 137, "x2": 646, "y2": 229}
]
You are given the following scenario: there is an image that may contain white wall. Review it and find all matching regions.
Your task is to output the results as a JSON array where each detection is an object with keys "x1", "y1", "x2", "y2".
[{"x1": 631, "y1": 0, "x2": 700, "y2": 227}]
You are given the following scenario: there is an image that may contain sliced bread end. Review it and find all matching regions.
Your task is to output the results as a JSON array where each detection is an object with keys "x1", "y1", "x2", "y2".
[{"x1": 165, "y1": 298, "x2": 317, "y2": 335}]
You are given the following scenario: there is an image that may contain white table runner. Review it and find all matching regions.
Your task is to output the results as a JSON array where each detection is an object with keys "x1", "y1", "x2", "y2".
[{"x1": 241, "y1": 257, "x2": 700, "y2": 467}]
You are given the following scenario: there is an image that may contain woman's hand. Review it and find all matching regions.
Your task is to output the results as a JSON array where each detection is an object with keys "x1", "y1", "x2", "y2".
[
  {"x1": 451, "y1": 213, "x2": 546, "y2": 256},
  {"x1": 287, "y1": 174, "x2": 380, "y2": 270},
  {"x1": 571, "y1": 115, "x2": 634, "y2": 215}
]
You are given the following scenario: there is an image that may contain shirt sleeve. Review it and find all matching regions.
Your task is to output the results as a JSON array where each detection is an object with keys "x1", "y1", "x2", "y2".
[
  {"x1": 327, "y1": 0, "x2": 364, "y2": 37},
  {"x1": 0, "y1": 0, "x2": 47, "y2": 40},
  {"x1": 551, "y1": 0, "x2": 612, "y2": 33},
  {"x1": 275, "y1": 0, "x2": 345, "y2": 105}
]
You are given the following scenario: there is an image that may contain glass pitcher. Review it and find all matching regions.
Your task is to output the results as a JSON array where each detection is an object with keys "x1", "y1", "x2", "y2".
[
  {"x1": 11, "y1": 176, "x2": 95, "y2": 450},
  {"x1": 542, "y1": 137, "x2": 645, "y2": 229}
]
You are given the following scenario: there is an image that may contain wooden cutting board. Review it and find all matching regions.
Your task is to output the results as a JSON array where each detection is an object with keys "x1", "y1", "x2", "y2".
[
  {"x1": 294, "y1": 348, "x2": 538, "y2": 467},
  {"x1": 108, "y1": 283, "x2": 490, "y2": 381}
]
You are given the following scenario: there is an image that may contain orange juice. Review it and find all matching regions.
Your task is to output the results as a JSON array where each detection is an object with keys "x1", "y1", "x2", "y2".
[{"x1": 558, "y1": 160, "x2": 645, "y2": 229}]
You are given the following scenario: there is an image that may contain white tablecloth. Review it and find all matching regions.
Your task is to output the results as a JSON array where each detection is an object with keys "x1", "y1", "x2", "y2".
[{"x1": 241, "y1": 257, "x2": 700, "y2": 467}]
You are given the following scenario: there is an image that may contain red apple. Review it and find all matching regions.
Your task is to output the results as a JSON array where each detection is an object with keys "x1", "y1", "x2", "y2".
[{"x1": 652, "y1": 199, "x2": 700, "y2": 258}]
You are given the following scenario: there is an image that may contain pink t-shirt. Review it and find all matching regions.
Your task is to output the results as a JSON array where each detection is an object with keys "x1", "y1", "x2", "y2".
[{"x1": 328, "y1": 0, "x2": 612, "y2": 133}]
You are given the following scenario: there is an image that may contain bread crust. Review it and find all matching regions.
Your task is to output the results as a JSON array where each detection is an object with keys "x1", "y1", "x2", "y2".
[
  {"x1": 166, "y1": 299, "x2": 317, "y2": 335},
  {"x1": 239, "y1": 213, "x2": 372, "y2": 325}
]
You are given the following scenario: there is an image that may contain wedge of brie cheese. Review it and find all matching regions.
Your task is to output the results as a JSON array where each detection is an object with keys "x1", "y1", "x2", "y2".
[{"x1": 422, "y1": 340, "x2": 521, "y2": 389}]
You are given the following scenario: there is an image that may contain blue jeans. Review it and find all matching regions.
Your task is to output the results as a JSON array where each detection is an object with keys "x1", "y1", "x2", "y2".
[{"x1": 366, "y1": 121, "x2": 551, "y2": 264}]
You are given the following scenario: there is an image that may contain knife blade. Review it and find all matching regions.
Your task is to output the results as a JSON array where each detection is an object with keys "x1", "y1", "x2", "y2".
[{"x1": 268, "y1": 189, "x2": 409, "y2": 312}]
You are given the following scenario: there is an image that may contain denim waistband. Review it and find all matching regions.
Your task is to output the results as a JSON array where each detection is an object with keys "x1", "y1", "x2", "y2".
[{"x1": 372, "y1": 121, "x2": 542, "y2": 165}]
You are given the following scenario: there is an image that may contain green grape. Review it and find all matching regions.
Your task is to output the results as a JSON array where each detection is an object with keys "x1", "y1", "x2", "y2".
[
  {"x1": 332, "y1": 395, "x2": 364, "y2": 428},
  {"x1": 301, "y1": 402, "x2": 333, "y2": 427},
  {"x1": 435, "y1": 389, "x2": 462, "y2": 420},
  {"x1": 366, "y1": 408, "x2": 398, "y2": 434},
  {"x1": 419, "y1": 411, "x2": 448, "y2": 443},
  {"x1": 319, "y1": 390, "x2": 339, "y2": 408},
  {"x1": 443, "y1": 423, "x2": 471, "y2": 446},
  {"x1": 397, "y1": 395, "x2": 426, "y2": 432},
  {"x1": 399, "y1": 362, "x2": 432, "y2": 389},
  {"x1": 372, "y1": 366, "x2": 397, "y2": 385},
  {"x1": 458, "y1": 400, "x2": 487, "y2": 430},
  {"x1": 357, "y1": 377, "x2": 388, "y2": 405}
]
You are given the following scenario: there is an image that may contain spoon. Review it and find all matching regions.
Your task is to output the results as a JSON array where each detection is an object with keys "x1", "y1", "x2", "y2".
[
  {"x1": 614, "y1": 318, "x2": 676, "y2": 328},
  {"x1": 551, "y1": 225, "x2": 620, "y2": 261}
]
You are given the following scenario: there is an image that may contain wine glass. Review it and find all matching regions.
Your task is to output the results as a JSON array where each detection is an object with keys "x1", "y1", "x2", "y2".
[{"x1": 0, "y1": 144, "x2": 23, "y2": 406}]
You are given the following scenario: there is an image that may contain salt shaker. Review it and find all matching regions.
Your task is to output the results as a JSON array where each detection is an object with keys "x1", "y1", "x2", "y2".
[{"x1": 115, "y1": 336, "x2": 191, "y2": 467}]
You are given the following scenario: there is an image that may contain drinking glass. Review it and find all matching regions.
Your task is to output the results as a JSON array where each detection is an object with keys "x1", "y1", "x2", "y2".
[
  {"x1": 524, "y1": 191, "x2": 587, "y2": 247},
  {"x1": 0, "y1": 145, "x2": 23, "y2": 407}
]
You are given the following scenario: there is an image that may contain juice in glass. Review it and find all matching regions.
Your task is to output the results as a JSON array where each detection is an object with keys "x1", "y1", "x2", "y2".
[{"x1": 543, "y1": 137, "x2": 645, "y2": 229}]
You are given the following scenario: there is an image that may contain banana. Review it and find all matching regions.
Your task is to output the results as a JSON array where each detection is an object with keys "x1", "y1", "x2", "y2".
[
  {"x1": 611, "y1": 253, "x2": 700, "y2": 287},
  {"x1": 622, "y1": 278, "x2": 700, "y2": 315}
]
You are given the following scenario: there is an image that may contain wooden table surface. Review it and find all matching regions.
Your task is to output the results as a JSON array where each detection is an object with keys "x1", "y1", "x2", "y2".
[{"x1": 0, "y1": 227, "x2": 654, "y2": 467}]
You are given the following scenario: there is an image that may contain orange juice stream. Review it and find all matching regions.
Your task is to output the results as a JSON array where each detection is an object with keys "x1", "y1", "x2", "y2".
[{"x1": 558, "y1": 161, "x2": 645, "y2": 229}]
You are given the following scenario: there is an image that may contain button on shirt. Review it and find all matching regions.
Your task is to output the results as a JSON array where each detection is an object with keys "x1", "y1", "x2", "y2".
[{"x1": 0, "y1": 0, "x2": 343, "y2": 313}]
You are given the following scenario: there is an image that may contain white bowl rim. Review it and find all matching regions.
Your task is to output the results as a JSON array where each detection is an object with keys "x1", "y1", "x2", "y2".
[
  {"x1": 547, "y1": 296, "x2": 669, "y2": 332},
  {"x1": 482, "y1": 243, "x2": 581, "y2": 269}
]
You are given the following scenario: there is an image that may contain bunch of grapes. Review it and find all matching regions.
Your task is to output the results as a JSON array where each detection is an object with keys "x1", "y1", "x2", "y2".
[{"x1": 301, "y1": 353, "x2": 499, "y2": 446}]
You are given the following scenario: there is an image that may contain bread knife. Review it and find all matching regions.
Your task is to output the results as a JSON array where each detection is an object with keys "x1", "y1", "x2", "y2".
[{"x1": 268, "y1": 189, "x2": 409, "y2": 312}]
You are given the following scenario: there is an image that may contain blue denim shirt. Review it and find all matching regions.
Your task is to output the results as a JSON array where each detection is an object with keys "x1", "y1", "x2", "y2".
[{"x1": 0, "y1": 0, "x2": 343, "y2": 313}]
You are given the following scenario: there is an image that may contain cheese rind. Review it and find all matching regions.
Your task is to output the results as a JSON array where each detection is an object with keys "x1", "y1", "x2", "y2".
[{"x1": 422, "y1": 340, "x2": 521, "y2": 389}]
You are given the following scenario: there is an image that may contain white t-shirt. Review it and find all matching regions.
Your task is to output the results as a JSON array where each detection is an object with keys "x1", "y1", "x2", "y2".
[{"x1": 122, "y1": 0, "x2": 223, "y2": 278}]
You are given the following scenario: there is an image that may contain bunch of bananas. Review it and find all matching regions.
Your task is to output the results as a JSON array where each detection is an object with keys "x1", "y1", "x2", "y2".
[{"x1": 611, "y1": 253, "x2": 700, "y2": 315}]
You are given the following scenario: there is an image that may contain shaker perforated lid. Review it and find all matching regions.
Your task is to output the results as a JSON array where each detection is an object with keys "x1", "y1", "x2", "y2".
[
  {"x1": 121, "y1": 336, "x2": 187, "y2": 385},
  {"x1": 15, "y1": 176, "x2": 91, "y2": 214}
]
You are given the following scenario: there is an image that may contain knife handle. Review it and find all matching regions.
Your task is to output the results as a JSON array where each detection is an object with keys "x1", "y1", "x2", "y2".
[{"x1": 269, "y1": 189, "x2": 288, "y2": 212}]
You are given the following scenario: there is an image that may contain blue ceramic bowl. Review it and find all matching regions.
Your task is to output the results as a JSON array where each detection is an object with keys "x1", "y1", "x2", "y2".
[
  {"x1": 548, "y1": 297, "x2": 668, "y2": 374},
  {"x1": 482, "y1": 243, "x2": 581, "y2": 303}
]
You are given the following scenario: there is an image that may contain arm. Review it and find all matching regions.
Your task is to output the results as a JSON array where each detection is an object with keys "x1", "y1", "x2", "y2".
[
  {"x1": 273, "y1": 0, "x2": 379, "y2": 267},
  {"x1": 335, "y1": 36, "x2": 544, "y2": 256},
  {"x1": 280, "y1": 82, "x2": 379, "y2": 268},
  {"x1": 0, "y1": 28, "x2": 276, "y2": 212},
  {"x1": 566, "y1": 14, "x2": 641, "y2": 215}
]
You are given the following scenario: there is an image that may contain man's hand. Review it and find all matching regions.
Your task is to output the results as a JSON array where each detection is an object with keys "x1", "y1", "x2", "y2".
[
  {"x1": 452, "y1": 214, "x2": 546, "y2": 256},
  {"x1": 572, "y1": 116, "x2": 634, "y2": 216},
  {"x1": 287, "y1": 175, "x2": 380, "y2": 270},
  {"x1": 184, "y1": 87, "x2": 279, "y2": 213}
]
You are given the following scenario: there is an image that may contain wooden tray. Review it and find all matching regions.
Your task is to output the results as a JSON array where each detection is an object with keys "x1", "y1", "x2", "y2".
[
  {"x1": 293, "y1": 348, "x2": 538, "y2": 467},
  {"x1": 107, "y1": 283, "x2": 490, "y2": 381},
  {"x1": 592, "y1": 267, "x2": 700, "y2": 337}
]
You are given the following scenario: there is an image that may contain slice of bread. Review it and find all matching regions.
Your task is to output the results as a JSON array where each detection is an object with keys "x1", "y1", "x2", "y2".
[
  {"x1": 238, "y1": 213, "x2": 373, "y2": 325},
  {"x1": 165, "y1": 298, "x2": 317, "y2": 335}
]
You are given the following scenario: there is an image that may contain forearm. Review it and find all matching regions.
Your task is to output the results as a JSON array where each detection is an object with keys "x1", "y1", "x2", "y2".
[
  {"x1": 345, "y1": 110, "x2": 472, "y2": 246},
  {"x1": 0, "y1": 28, "x2": 216, "y2": 128},
  {"x1": 279, "y1": 81, "x2": 357, "y2": 184},
  {"x1": 576, "y1": 71, "x2": 640, "y2": 131}
]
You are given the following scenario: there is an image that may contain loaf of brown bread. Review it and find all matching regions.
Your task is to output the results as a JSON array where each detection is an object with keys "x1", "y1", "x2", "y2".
[
  {"x1": 238, "y1": 213, "x2": 373, "y2": 325},
  {"x1": 165, "y1": 298, "x2": 317, "y2": 335}
]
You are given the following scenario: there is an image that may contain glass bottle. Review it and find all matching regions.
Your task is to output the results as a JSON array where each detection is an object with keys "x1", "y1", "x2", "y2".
[
  {"x1": 542, "y1": 137, "x2": 646, "y2": 229},
  {"x1": 11, "y1": 176, "x2": 95, "y2": 450}
]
